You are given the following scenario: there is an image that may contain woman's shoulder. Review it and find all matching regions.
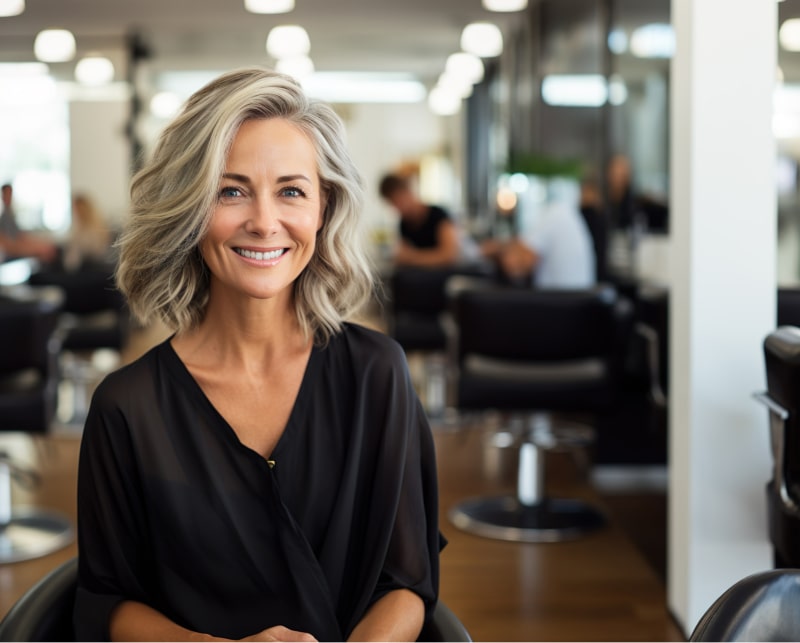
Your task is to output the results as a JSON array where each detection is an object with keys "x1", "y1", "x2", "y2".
[
  {"x1": 91, "y1": 337, "x2": 173, "y2": 408},
  {"x1": 330, "y1": 322, "x2": 407, "y2": 366}
]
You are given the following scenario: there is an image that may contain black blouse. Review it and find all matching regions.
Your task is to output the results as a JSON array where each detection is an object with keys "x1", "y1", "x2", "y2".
[{"x1": 73, "y1": 323, "x2": 443, "y2": 641}]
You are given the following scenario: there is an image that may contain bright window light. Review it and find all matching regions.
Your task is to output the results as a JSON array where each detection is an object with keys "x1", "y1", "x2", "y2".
[
  {"x1": 482, "y1": 0, "x2": 527, "y2": 11},
  {"x1": 461, "y1": 22, "x2": 503, "y2": 58},
  {"x1": 0, "y1": 0, "x2": 24, "y2": 17},
  {"x1": 608, "y1": 74, "x2": 628, "y2": 105},
  {"x1": 266, "y1": 25, "x2": 310, "y2": 59},
  {"x1": 245, "y1": 0, "x2": 294, "y2": 13},
  {"x1": 541, "y1": 74, "x2": 607, "y2": 107},
  {"x1": 608, "y1": 28, "x2": 628, "y2": 54},
  {"x1": 630, "y1": 23, "x2": 675, "y2": 59},
  {"x1": 302, "y1": 72, "x2": 426, "y2": 104},
  {"x1": 34, "y1": 29, "x2": 76, "y2": 62}
]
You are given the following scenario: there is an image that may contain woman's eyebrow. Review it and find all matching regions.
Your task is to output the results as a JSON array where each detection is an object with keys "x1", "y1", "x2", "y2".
[
  {"x1": 277, "y1": 174, "x2": 312, "y2": 183},
  {"x1": 221, "y1": 172, "x2": 251, "y2": 183}
]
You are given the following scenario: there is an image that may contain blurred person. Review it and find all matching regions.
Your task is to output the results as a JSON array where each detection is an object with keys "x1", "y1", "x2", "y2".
[
  {"x1": 378, "y1": 172, "x2": 460, "y2": 268},
  {"x1": 74, "y1": 67, "x2": 443, "y2": 642},
  {"x1": 481, "y1": 197, "x2": 596, "y2": 289},
  {"x1": 62, "y1": 192, "x2": 113, "y2": 271},
  {"x1": 0, "y1": 182, "x2": 58, "y2": 263}
]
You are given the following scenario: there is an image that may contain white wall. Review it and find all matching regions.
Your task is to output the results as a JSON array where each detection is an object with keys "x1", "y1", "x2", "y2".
[{"x1": 69, "y1": 99, "x2": 131, "y2": 227}]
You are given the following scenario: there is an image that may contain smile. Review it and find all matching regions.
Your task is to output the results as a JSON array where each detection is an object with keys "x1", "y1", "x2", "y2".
[{"x1": 235, "y1": 248, "x2": 286, "y2": 261}]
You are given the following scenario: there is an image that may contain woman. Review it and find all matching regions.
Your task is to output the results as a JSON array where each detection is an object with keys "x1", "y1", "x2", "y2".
[
  {"x1": 74, "y1": 67, "x2": 443, "y2": 642},
  {"x1": 63, "y1": 192, "x2": 113, "y2": 271}
]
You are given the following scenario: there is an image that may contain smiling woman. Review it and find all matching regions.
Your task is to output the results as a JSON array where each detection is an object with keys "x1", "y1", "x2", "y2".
[{"x1": 75, "y1": 67, "x2": 445, "y2": 642}]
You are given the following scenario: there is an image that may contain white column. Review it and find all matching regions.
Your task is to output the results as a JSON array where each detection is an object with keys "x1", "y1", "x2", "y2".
[{"x1": 669, "y1": 0, "x2": 777, "y2": 634}]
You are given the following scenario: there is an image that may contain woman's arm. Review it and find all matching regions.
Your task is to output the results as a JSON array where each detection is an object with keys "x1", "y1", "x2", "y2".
[
  {"x1": 111, "y1": 601, "x2": 317, "y2": 642},
  {"x1": 347, "y1": 589, "x2": 424, "y2": 642}
]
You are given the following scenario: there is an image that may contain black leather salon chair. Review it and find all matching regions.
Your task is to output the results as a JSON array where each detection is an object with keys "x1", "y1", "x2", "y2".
[
  {"x1": 0, "y1": 286, "x2": 64, "y2": 434},
  {"x1": 29, "y1": 264, "x2": 129, "y2": 425},
  {"x1": 447, "y1": 281, "x2": 633, "y2": 542},
  {"x1": 754, "y1": 325, "x2": 800, "y2": 567},
  {"x1": 690, "y1": 568, "x2": 800, "y2": 641},
  {"x1": 388, "y1": 263, "x2": 493, "y2": 354},
  {"x1": 0, "y1": 285, "x2": 74, "y2": 562},
  {"x1": 0, "y1": 556, "x2": 472, "y2": 642}
]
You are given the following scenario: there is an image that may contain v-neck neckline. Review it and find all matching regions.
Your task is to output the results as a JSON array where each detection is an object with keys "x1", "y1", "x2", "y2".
[{"x1": 161, "y1": 336, "x2": 321, "y2": 463}]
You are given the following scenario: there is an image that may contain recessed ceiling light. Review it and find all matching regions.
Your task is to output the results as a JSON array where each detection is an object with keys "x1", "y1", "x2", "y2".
[
  {"x1": 0, "y1": 0, "x2": 24, "y2": 17},
  {"x1": 482, "y1": 0, "x2": 527, "y2": 11},
  {"x1": 266, "y1": 25, "x2": 310, "y2": 59},
  {"x1": 34, "y1": 29, "x2": 76, "y2": 62},
  {"x1": 461, "y1": 22, "x2": 503, "y2": 58},
  {"x1": 75, "y1": 55, "x2": 115, "y2": 86},
  {"x1": 245, "y1": 0, "x2": 294, "y2": 13}
]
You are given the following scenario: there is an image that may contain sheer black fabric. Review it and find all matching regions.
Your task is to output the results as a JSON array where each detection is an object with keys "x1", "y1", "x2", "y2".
[{"x1": 74, "y1": 323, "x2": 443, "y2": 641}]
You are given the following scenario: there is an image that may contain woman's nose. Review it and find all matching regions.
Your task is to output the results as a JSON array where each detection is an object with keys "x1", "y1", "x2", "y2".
[{"x1": 244, "y1": 198, "x2": 280, "y2": 236}]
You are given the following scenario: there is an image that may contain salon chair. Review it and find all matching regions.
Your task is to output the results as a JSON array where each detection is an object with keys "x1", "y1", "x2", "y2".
[
  {"x1": 690, "y1": 568, "x2": 800, "y2": 641},
  {"x1": 754, "y1": 325, "x2": 800, "y2": 567},
  {"x1": 0, "y1": 285, "x2": 74, "y2": 562},
  {"x1": 447, "y1": 281, "x2": 633, "y2": 542},
  {"x1": 29, "y1": 263, "x2": 129, "y2": 425},
  {"x1": 0, "y1": 556, "x2": 472, "y2": 642},
  {"x1": 388, "y1": 263, "x2": 494, "y2": 354}
]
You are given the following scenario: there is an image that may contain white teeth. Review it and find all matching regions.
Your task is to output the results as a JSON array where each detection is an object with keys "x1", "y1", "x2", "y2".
[{"x1": 236, "y1": 248, "x2": 284, "y2": 261}]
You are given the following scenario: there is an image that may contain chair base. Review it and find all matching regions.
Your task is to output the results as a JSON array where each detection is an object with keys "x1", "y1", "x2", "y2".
[
  {"x1": 449, "y1": 494, "x2": 605, "y2": 543},
  {"x1": 0, "y1": 508, "x2": 74, "y2": 563}
]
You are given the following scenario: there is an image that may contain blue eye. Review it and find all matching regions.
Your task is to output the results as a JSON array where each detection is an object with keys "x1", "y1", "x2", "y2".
[
  {"x1": 281, "y1": 186, "x2": 305, "y2": 198},
  {"x1": 219, "y1": 186, "x2": 241, "y2": 199}
]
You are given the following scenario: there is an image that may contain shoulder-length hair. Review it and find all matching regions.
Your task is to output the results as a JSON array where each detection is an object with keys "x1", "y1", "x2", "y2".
[{"x1": 116, "y1": 66, "x2": 374, "y2": 343}]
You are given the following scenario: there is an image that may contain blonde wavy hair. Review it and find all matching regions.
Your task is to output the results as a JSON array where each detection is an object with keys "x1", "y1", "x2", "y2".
[{"x1": 116, "y1": 67, "x2": 374, "y2": 343}]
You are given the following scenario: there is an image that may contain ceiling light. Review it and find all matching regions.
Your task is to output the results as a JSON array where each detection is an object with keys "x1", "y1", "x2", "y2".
[
  {"x1": 275, "y1": 55, "x2": 314, "y2": 79},
  {"x1": 781, "y1": 19, "x2": 800, "y2": 51},
  {"x1": 541, "y1": 74, "x2": 607, "y2": 107},
  {"x1": 482, "y1": 0, "x2": 527, "y2": 11},
  {"x1": 0, "y1": 0, "x2": 24, "y2": 17},
  {"x1": 75, "y1": 55, "x2": 115, "y2": 86},
  {"x1": 34, "y1": 29, "x2": 76, "y2": 62},
  {"x1": 461, "y1": 22, "x2": 503, "y2": 58},
  {"x1": 428, "y1": 86, "x2": 462, "y2": 116},
  {"x1": 445, "y1": 52, "x2": 484, "y2": 85},
  {"x1": 302, "y1": 72, "x2": 426, "y2": 103},
  {"x1": 245, "y1": 0, "x2": 294, "y2": 13},
  {"x1": 266, "y1": 25, "x2": 310, "y2": 59},
  {"x1": 150, "y1": 91, "x2": 182, "y2": 119}
]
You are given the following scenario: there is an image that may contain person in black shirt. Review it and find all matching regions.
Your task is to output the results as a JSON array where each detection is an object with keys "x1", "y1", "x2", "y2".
[
  {"x1": 378, "y1": 172, "x2": 460, "y2": 268},
  {"x1": 74, "y1": 67, "x2": 443, "y2": 642}
]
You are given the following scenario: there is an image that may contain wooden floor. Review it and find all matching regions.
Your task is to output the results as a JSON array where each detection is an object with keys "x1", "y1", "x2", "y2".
[{"x1": 0, "y1": 322, "x2": 686, "y2": 641}]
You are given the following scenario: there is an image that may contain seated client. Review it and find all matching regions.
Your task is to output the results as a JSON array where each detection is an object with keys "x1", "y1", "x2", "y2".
[{"x1": 74, "y1": 67, "x2": 444, "y2": 642}]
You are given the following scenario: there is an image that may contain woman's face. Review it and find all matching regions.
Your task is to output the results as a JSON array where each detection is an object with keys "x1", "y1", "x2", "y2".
[{"x1": 200, "y1": 118, "x2": 324, "y2": 304}]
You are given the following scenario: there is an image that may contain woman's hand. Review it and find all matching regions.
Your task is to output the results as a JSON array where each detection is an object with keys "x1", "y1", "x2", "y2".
[{"x1": 240, "y1": 625, "x2": 318, "y2": 642}]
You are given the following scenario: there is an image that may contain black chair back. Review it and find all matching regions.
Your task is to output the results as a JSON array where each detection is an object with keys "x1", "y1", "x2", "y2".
[
  {"x1": 452, "y1": 283, "x2": 632, "y2": 412},
  {"x1": 0, "y1": 557, "x2": 77, "y2": 642},
  {"x1": 758, "y1": 326, "x2": 800, "y2": 566},
  {"x1": 0, "y1": 286, "x2": 64, "y2": 433}
]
